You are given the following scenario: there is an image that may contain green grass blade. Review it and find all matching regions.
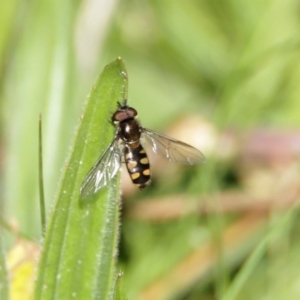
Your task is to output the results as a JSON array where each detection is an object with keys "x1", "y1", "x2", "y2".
[
  {"x1": 34, "y1": 57, "x2": 128, "y2": 300},
  {"x1": 221, "y1": 208, "x2": 298, "y2": 300},
  {"x1": 38, "y1": 115, "x2": 46, "y2": 237},
  {"x1": 0, "y1": 236, "x2": 9, "y2": 300},
  {"x1": 114, "y1": 272, "x2": 128, "y2": 300}
]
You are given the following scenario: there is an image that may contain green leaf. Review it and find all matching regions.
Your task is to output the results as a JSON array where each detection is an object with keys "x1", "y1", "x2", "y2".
[
  {"x1": 34, "y1": 57, "x2": 128, "y2": 300},
  {"x1": 0, "y1": 236, "x2": 9, "y2": 300}
]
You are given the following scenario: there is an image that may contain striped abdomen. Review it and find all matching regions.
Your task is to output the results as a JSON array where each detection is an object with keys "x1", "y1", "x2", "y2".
[{"x1": 124, "y1": 144, "x2": 151, "y2": 189}]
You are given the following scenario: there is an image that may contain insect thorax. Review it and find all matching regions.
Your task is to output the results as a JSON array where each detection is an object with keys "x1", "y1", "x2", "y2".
[{"x1": 118, "y1": 119, "x2": 141, "y2": 143}]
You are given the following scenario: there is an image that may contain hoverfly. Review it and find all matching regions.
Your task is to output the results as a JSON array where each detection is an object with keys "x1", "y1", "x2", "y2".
[{"x1": 80, "y1": 100, "x2": 205, "y2": 198}]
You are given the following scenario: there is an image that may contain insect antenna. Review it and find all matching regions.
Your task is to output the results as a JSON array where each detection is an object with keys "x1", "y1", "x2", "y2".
[{"x1": 117, "y1": 99, "x2": 128, "y2": 107}]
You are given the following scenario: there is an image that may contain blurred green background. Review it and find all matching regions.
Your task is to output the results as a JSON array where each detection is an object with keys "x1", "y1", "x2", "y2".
[{"x1": 1, "y1": 0, "x2": 300, "y2": 299}]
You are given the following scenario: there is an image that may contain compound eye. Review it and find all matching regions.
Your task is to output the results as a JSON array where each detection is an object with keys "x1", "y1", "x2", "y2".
[
  {"x1": 112, "y1": 111, "x2": 128, "y2": 122},
  {"x1": 127, "y1": 107, "x2": 137, "y2": 118},
  {"x1": 112, "y1": 107, "x2": 138, "y2": 123}
]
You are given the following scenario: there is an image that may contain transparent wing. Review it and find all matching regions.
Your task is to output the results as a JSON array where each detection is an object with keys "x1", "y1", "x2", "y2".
[
  {"x1": 80, "y1": 138, "x2": 122, "y2": 198},
  {"x1": 142, "y1": 128, "x2": 206, "y2": 165}
]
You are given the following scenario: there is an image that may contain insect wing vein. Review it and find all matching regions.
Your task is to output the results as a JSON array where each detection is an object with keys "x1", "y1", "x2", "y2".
[
  {"x1": 80, "y1": 138, "x2": 121, "y2": 198},
  {"x1": 142, "y1": 129, "x2": 205, "y2": 165}
]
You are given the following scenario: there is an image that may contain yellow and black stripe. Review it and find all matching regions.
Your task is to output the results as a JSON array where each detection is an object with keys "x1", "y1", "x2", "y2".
[{"x1": 125, "y1": 144, "x2": 151, "y2": 189}]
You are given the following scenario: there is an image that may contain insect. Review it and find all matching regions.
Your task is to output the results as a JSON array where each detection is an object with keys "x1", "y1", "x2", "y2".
[{"x1": 80, "y1": 100, "x2": 205, "y2": 198}]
